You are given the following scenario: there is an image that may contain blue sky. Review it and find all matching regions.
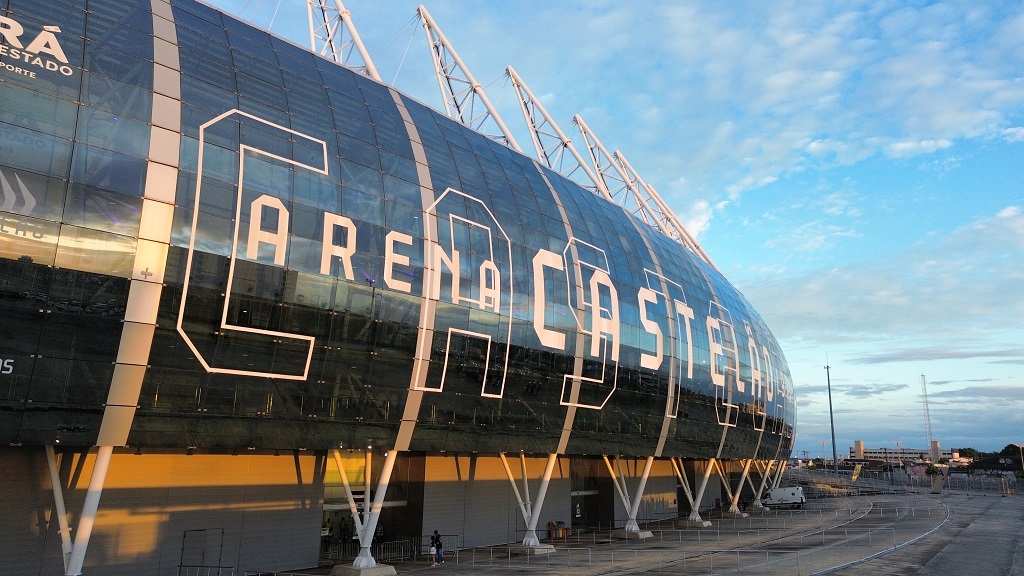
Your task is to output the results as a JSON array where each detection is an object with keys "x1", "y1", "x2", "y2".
[{"x1": 207, "y1": 0, "x2": 1024, "y2": 458}]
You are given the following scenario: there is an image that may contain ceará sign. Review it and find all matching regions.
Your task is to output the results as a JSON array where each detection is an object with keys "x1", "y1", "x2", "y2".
[{"x1": 0, "y1": 14, "x2": 75, "y2": 77}]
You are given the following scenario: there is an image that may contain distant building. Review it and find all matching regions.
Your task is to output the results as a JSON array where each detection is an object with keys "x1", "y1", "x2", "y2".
[{"x1": 851, "y1": 440, "x2": 957, "y2": 463}]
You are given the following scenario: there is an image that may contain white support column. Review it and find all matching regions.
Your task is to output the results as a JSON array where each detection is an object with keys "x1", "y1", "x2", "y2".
[
  {"x1": 65, "y1": 446, "x2": 114, "y2": 576},
  {"x1": 713, "y1": 459, "x2": 736, "y2": 510},
  {"x1": 670, "y1": 457, "x2": 695, "y2": 512},
  {"x1": 742, "y1": 462, "x2": 762, "y2": 495},
  {"x1": 757, "y1": 425, "x2": 787, "y2": 506},
  {"x1": 362, "y1": 450, "x2": 372, "y2": 530},
  {"x1": 772, "y1": 459, "x2": 788, "y2": 489},
  {"x1": 753, "y1": 459, "x2": 775, "y2": 508},
  {"x1": 728, "y1": 458, "x2": 755, "y2": 514},
  {"x1": 625, "y1": 456, "x2": 655, "y2": 531},
  {"x1": 332, "y1": 450, "x2": 366, "y2": 537},
  {"x1": 519, "y1": 454, "x2": 534, "y2": 519},
  {"x1": 498, "y1": 453, "x2": 532, "y2": 525},
  {"x1": 522, "y1": 454, "x2": 558, "y2": 547},
  {"x1": 603, "y1": 455, "x2": 633, "y2": 527},
  {"x1": 689, "y1": 457, "x2": 716, "y2": 522},
  {"x1": 45, "y1": 446, "x2": 73, "y2": 572},
  {"x1": 352, "y1": 449, "x2": 398, "y2": 568}
]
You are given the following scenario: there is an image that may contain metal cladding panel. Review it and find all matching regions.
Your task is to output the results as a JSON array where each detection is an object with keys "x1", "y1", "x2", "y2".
[
  {"x1": 421, "y1": 455, "x2": 522, "y2": 549},
  {"x1": 0, "y1": 0, "x2": 794, "y2": 460},
  {"x1": 0, "y1": 448, "x2": 323, "y2": 575}
]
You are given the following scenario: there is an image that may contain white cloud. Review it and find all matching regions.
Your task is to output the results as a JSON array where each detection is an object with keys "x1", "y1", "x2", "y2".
[
  {"x1": 1003, "y1": 127, "x2": 1024, "y2": 142},
  {"x1": 682, "y1": 198, "x2": 725, "y2": 239},
  {"x1": 214, "y1": 0, "x2": 1024, "y2": 217},
  {"x1": 742, "y1": 207, "x2": 1024, "y2": 346},
  {"x1": 884, "y1": 139, "x2": 953, "y2": 157},
  {"x1": 763, "y1": 221, "x2": 858, "y2": 253}
]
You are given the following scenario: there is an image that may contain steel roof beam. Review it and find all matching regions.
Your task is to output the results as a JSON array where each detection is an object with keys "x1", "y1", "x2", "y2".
[
  {"x1": 614, "y1": 151, "x2": 717, "y2": 270},
  {"x1": 506, "y1": 66, "x2": 608, "y2": 198},
  {"x1": 307, "y1": 0, "x2": 381, "y2": 81},
  {"x1": 417, "y1": 5, "x2": 521, "y2": 152}
]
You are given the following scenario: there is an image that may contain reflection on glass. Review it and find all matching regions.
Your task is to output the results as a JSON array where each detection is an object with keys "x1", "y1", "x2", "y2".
[
  {"x1": 53, "y1": 224, "x2": 136, "y2": 276},
  {"x1": 63, "y1": 183, "x2": 143, "y2": 236}
]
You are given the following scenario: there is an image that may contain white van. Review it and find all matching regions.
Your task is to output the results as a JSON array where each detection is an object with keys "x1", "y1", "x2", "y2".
[{"x1": 762, "y1": 486, "x2": 806, "y2": 508}]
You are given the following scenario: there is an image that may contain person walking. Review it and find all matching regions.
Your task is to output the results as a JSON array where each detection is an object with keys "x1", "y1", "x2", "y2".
[{"x1": 433, "y1": 530, "x2": 444, "y2": 564}]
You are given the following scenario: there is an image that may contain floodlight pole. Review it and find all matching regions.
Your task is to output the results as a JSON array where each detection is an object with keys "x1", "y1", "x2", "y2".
[{"x1": 825, "y1": 364, "x2": 839, "y2": 476}]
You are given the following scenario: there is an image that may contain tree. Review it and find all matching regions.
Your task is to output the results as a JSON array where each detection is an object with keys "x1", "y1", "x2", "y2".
[{"x1": 999, "y1": 444, "x2": 1020, "y2": 457}]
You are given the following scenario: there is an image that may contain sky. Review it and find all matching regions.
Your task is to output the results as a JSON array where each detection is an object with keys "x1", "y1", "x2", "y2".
[{"x1": 207, "y1": 0, "x2": 1024, "y2": 459}]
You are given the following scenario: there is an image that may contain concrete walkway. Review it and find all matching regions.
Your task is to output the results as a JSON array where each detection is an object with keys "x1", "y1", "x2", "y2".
[
  {"x1": 828, "y1": 493, "x2": 1024, "y2": 576},
  {"x1": 303, "y1": 492, "x2": 1023, "y2": 575}
]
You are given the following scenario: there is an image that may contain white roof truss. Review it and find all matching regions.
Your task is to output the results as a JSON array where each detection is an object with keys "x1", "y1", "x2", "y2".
[
  {"x1": 575, "y1": 115, "x2": 717, "y2": 270},
  {"x1": 614, "y1": 152, "x2": 717, "y2": 270},
  {"x1": 306, "y1": 0, "x2": 381, "y2": 81},
  {"x1": 506, "y1": 66, "x2": 608, "y2": 198},
  {"x1": 417, "y1": 5, "x2": 521, "y2": 152}
]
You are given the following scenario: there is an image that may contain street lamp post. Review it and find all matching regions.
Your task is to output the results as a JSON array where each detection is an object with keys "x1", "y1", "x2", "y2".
[
  {"x1": 824, "y1": 365, "x2": 839, "y2": 476},
  {"x1": 1015, "y1": 444, "x2": 1024, "y2": 472}
]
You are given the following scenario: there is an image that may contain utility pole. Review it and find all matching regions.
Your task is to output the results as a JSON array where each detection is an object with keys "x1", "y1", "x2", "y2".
[{"x1": 825, "y1": 364, "x2": 839, "y2": 476}]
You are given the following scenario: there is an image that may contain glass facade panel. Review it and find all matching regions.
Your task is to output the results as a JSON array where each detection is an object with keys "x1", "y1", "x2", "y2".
[
  {"x1": 0, "y1": 122, "x2": 73, "y2": 179},
  {"x1": 0, "y1": 0, "x2": 794, "y2": 458},
  {"x1": 0, "y1": 83, "x2": 78, "y2": 139},
  {"x1": 69, "y1": 143, "x2": 148, "y2": 196},
  {"x1": 53, "y1": 224, "x2": 135, "y2": 276}
]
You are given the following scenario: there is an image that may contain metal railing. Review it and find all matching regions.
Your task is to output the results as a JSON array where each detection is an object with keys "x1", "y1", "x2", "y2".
[
  {"x1": 319, "y1": 536, "x2": 419, "y2": 564},
  {"x1": 179, "y1": 566, "x2": 235, "y2": 576}
]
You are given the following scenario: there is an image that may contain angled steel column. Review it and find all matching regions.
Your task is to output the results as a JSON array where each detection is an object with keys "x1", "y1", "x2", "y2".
[
  {"x1": 772, "y1": 459, "x2": 789, "y2": 489},
  {"x1": 603, "y1": 455, "x2": 633, "y2": 528},
  {"x1": 518, "y1": 454, "x2": 534, "y2": 519},
  {"x1": 65, "y1": 446, "x2": 114, "y2": 576},
  {"x1": 753, "y1": 459, "x2": 775, "y2": 507},
  {"x1": 755, "y1": 427, "x2": 788, "y2": 508},
  {"x1": 603, "y1": 455, "x2": 655, "y2": 531},
  {"x1": 728, "y1": 427, "x2": 765, "y2": 513},
  {"x1": 363, "y1": 450, "x2": 372, "y2": 530},
  {"x1": 689, "y1": 458, "x2": 717, "y2": 522},
  {"x1": 522, "y1": 454, "x2": 559, "y2": 546},
  {"x1": 499, "y1": 453, "x2": 533, "y2": 525},
  {"x1": 670, "y1": 457, "x2": 696, "y2": 513},
  {"x1": 626, "y1": 456, "x2": 655, "y2": 531},
  {"x1": 713, "y1": 459, "x2": 737, "y2": 510},
  {"x1": 728, "y1": 458, "x2": 755, "y2": 513},
  {"x1": 45, "y1": 446, "x2": 73, "y2": 572},
  {"x1": 332, "y1": 450, "x2": 366, "y2": 539},
  {"x1": 352, "y1": 449, "x2": 398, "y2": 568}
]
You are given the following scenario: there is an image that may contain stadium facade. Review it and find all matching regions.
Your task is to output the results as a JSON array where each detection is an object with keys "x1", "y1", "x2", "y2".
[{"x1": 0, "y1": 0, "x2": 795, "y2": 573}]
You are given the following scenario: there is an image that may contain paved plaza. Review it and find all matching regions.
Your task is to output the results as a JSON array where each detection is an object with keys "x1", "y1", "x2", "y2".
[{"x1": 287, "y1": 488, "x2": 1024, "y2": 576}]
